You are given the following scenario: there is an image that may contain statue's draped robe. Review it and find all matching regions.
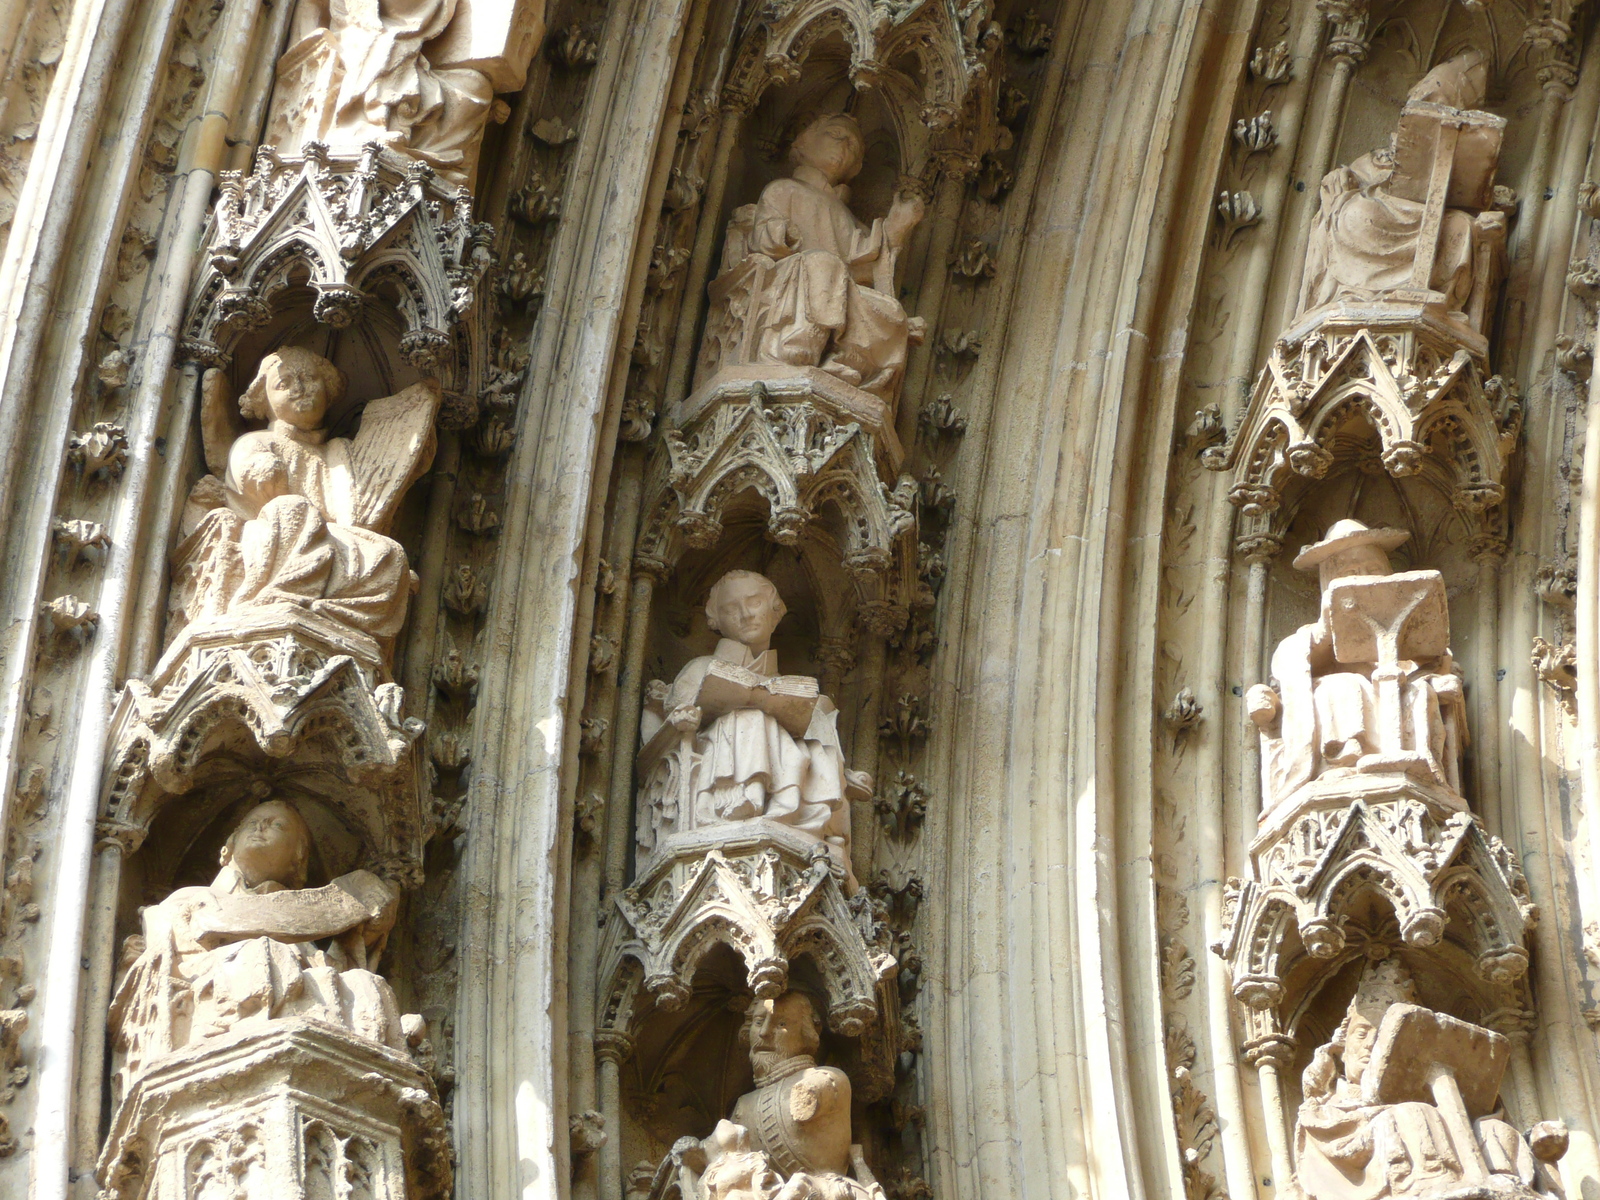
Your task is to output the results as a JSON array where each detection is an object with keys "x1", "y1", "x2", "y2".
[
  {"x1": 666, "y1": 639, "x2": 854, "y2": 846},
  {"x1": 108, "y1": 866, "x2": 404, "y2": 1106},
  {"x1": 1259, "y1": 607, "x2": 1465, "y2": 813},
  {"x1": 723, "y1": 175, "x2": 912, "y2": 398},
  {"x1": 1299, "y1": 152, "x2": 1478, "y2": 314},
  {"x1": 1297, "y1": 1083, "x2": 1537, "y2": 1200},
  {"x1": 170, "y1": 382, "x2": 438, "y2": 650}
]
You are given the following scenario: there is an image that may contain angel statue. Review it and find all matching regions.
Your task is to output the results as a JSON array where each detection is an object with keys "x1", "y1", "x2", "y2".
[{"x1": 168, "y1": 346, "x2": 439, "y2": 663}]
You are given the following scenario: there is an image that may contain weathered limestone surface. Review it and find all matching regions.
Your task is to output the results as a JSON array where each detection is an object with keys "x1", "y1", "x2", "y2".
[{"x1": 2, "y1": 1, "x2": 1600, "y2": 1200}]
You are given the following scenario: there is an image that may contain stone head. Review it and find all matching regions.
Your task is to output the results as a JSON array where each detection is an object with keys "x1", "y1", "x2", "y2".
[
  {"x1": 789, "y1": 113, "x2": 866, "y2": 186},
  {"x1": 1408, "y1": 48, "x2": 1488, "y2": 111},
  {"x1": 240, "y1": 347, "x2": 347, "y2": 431},
  {"x1": 748, "y1": 990, "x2": 822, "y2": 1079},
  {"x1": 1293, "y1": 519, "x2": 1409, "y2": 596},
  {"x1": 1333, "y1": 956, "x2": 1415, "y2": 1085},
  {"x1": 705, "y1": 570, "x2": 787, "y2": 655},
  {"x1": 219, "y1": 800, "x2": 313, "y2": 890}
]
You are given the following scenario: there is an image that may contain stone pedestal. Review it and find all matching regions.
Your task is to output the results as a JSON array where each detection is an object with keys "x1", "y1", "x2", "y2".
[{"x1": 98, "y1": 1021, "x2": 450, "y2": 1200}]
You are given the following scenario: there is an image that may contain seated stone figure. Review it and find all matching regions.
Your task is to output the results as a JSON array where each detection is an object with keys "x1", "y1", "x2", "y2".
[
  {"x1": 1297, "y1": 957, "x2": 1558, "y2": 1200},
  {"x1": 699, "y1": 113, "x2": 926, "y2": 404},
  {"x1": 1299, "y1": 49, "x2": 1506, "y2": 323},
  {"x1": 169, "y1": 347, "x2": 439, "y2": 664},
  {"x1": 1248, "y1": 520, "x2": 1466, "y2": 816},
  {"x1": 639, "y1": 571, "x2": 870, "y2": 884},
  {"x1": 108, "y1": 802, "x2": 408, "y2": 1101},
  {"x1": 688, "y1": 991, "x2": 883, "y2": 1200},
  {"x1": 267, "y1": 0, "x2": 495, "y2": 185}
]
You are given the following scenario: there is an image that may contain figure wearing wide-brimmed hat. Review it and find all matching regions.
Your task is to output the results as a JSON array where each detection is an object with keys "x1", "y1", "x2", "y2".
[{"x1": 1246, "y1": 519, "x2": 1467, "y2": 815}]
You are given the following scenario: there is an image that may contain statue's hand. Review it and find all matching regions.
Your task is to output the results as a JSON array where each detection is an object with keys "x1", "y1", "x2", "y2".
[
  {"x1": 884, "y1": 191, "x2": 926, "y2": 248},
  {"x1": 1245, "y1": 684, "x2": 1281, "y2": 729},
  {"x1": 668, "y1": 704, "x2": 703, "y2": 733}
]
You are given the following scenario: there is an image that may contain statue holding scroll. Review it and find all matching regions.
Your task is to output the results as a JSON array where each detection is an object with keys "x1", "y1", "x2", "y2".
[
  {"x1": 108, "y1": 802, "x2": 409, "y2": 1101},
  {"x1": 168, "y1": 347, "x2": 439, "y2": 663},
  {"x1": 637, "y1": 571, "x2": 869, "y2": 883},
  {"x1": 678, "y1": 991, "x2": 885, "y2": 1200},
  {"x1": 1247, "y1": 520, "x2": 1467, "y2": 816},
  {"x1": 1300, "y1": 49, "x2": 1507, "y2": 329},
  {"x1": 1296, "y1": 957, "x2": 1562, "y2": 1200},
  {"x1": 698, "y1": 113, "x2": 926, "y2": 403}
]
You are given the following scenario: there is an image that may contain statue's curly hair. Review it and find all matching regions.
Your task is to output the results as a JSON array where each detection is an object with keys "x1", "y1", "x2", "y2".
[{"x1": 239, "y1": 346, "x2": 347, "y2": 422}]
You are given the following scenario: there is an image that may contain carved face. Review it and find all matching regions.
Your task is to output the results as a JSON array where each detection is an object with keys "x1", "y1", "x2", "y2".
[
  {"x1": 710, "y1": 574, "x2": 784, "y2": 650},
  {"x1": 225, "y1": 801, "x2": 312, "y2": 890},
  {"x1": 1340, "y1": 1009, "x2": 1381, "y2": 1085},
  {"x1": 791, "y1": 117, "x2": 865, "y2": 186},
  {"x1": 261, "y1": 354, "x2": 332, "y2": 430},
  {"x1": 749, "y1": 992, "x2": 820, "y2": 1067}
]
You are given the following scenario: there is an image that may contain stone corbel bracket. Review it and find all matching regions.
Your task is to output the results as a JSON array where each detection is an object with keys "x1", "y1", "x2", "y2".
[
  {"x1": 1215, "y1": 788, "x2": 1536, "y2": 1026},
  {"x1": 101, "y1": 612, "x2": 427, "y2": 883},
  {"x1": 1202, "y1": 307, "x2": 1518, "y2": 551},
  {"x1": 636, "y1": 371, "x2": 918, "y2": 629},
  {"x1": 182, "y1": 142, "x2": 494, "y2": 397},
  {"x1": 597, "y1": 831, "x2": 901, "y2": 1101},
  {"x1": 721, "y1": 0, "x2": 1005, "y2": 177}
]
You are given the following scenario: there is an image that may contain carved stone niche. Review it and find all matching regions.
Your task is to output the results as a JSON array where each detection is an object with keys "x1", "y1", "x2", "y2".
[
  {"x1": 1217, "y1": 521, "x2": 1535, "y2": 1009},
  {"x1": 1204, "y1": 51, "x2": 1520, "y2": 556},
  {"x1": 98, "y1": 800, "x2": 450, "y2": 1200},
  {"x1": 183, "y1": 143, "x2": 493, "y2": 408},
  {"x1": 597, "y1": 880, "x2": 900, "y2": 1190}
]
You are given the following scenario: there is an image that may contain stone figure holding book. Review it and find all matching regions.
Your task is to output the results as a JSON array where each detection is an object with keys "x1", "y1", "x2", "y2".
[
  {"x1": 1296, "y1": 957, "x2": 1561, "y2": 1200},
  {"x1": 639, "y1": 570, "x2": 869, "y2": 883},
  {"x1": 107, "y1": 802, "x2": 408, "y2": 1103},
  {"x1": 1246, "y1": 520, "x2": 1467, "y2": 817},
  {"x1": 1299, "y1": 49, "x2": 1506, "y2": 323}
]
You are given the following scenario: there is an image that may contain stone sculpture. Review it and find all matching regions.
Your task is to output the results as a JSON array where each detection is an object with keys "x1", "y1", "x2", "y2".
[
  {"x1": 168, "y1": 347, "x2": 439, "y2": 665},
  {"x1": 637, "y1": 570, "x2": 870, "y2": 883},
  {"x1": 98, "y1": 800, "x2": 449, "y2": 1200},
  {"x1": 1299, "y1": 49, "x2": 1506, "y2": 324},
  {"x1": 1296, "y1": 957, "x2": 1561, "y2": 1200},
  {"x1": 1247, "y1": 520, "x2": 1467, "y2": 816},
  {"x1": 699, "y1": 113, "x2": 926, "y2": 403},
  {"x1": 107, "y1": 801, "x2": 406, "y2": 1096},
  {"x1": 684, "y1": 991, "x2": 884, "y2": 1200},
  {"x1": 266, "y1": 0, "x2": 545, "y2": 185}
]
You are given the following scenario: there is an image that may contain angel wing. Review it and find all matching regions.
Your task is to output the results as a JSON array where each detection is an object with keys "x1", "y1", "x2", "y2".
[{"x1": 346, "y1": 379, "x2": 440, "y2": 533}]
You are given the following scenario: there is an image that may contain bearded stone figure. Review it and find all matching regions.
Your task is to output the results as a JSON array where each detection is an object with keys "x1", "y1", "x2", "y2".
[
  {"x1": 169, "y1": 347, "x2": 439, "y2": 665},
  {"x1": 107, "y1": 802, "x2": 408, "y2": 1103},
  {"x1": 1296, "y1": 957, "x2": 1560, "y2": 1200},
  {"x1": 640, "y1": 571, "x2": 870, "y2": 884},
  {"x1": 699, "y1": 113, "x2": 926, "y2": 403},
  {"x1": 267, "y1": 0, "x2": 496, "y2": 184},
  {"x1": 1299, "y1": 49, "x2": 1506, "y2": 322},
  {"x1": 687, "y1": 991, "x2": 884, "y2": 1200},
  {"x1": 1247, "y1": 520, "x2": 1467, "y2": 817}
]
